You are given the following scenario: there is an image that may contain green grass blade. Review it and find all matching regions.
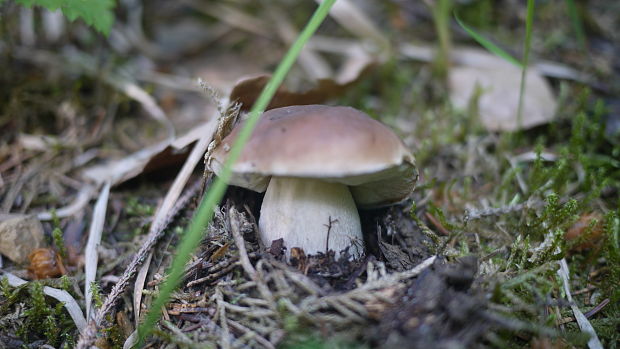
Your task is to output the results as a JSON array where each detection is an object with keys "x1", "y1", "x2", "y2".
[
  {"x1": 135, "y1": 0, "x2": 337, "y2": 345},
  {"x1": 516, "y1": 0, "x2": 535, "y2": 128},
  {"x1": 432, "y1": 0, "x2": 453, "y2": 79},
  {"x1": 565, "y1": 0, "x2": 586, "y2": 51},
  {"x1": 454, "y1": 11, "x2": 523, "y2": 69}
]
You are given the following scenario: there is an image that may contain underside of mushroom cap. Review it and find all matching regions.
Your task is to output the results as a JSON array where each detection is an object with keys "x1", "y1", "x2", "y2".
[{"x1": 208, "y1": 105, "x2": 418, "y2": 207}]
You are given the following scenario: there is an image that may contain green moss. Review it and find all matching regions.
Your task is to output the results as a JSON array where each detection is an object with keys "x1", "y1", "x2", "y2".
[
  {"x1": 2, "y1": 281, "x2": 77, "y2": 347},
  {"x1": 52, "y1": 227, "x2": 67, "y2": 260},
  {"x1": 125, "y1": 196, "x2": 155, "y2": 218},
  {"x1": 602, "y1": 211, "x2": 620, "y2": 303},
  {"x1": 90, "y1": 281, "x2": 103, "y2": 309}
]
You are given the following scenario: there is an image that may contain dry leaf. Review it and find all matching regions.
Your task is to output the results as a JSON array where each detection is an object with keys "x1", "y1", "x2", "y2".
[
  {"x1": 230, "y1": 66, "x2": 373, "y2": 112},
  {"x1": 84, "y1": 182, "x2": 111, "y2": 320},
  {"x1": 400, "y1": 44, "x2": 591, "y2": 85},
  {"x1": 449, "y1": 50, "x2": 557, "y2": 132},
  {"x1": 28, "y1": 248, "x2": 66, "y2": 279},
  {"x1": 210, "y1": 242, "x2": 230, "y2": 262}
]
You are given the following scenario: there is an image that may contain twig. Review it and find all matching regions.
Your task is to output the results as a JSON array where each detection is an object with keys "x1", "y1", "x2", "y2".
[
  {"x1": 229, "y1": 207, "x2": 275, "y2": 307},
  {"x1": 227, "y1": 319, "x2": 276, "y2": 349},
  {"x1": 216, "y1": 288, "x2": 232, "y2": 349},
  {"x1": 324, "y1": 216, "x2": 338, "y2": 253},
  {"x1": 37, "y1": 184, "x2": 96, "y2": 220},
  {"x1": 584, "y1": 298, "x2": 610, "y2": 318},
  {"x1": 161, "y1": 320, "x2": 194, "y2": 346},
  {"x1": 222, "y1": 303, "x2": 275, "y2": 318},
  {"x1": 186, "y1": 262, "x2": 240, "y2": 287},
  {"x1": 424, "y1": 212, "x2": 450, "y2": 236},
  {"x1": 463, "y1": 199, "x2": 544, "y2": 224}
]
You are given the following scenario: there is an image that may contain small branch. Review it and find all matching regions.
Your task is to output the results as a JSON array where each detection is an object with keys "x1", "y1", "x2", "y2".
[
  {"x1": 463, "y1": 199, "x2": 544, "y2": 224},
  {"x1": 215, "y1": 288, "x2": 232, "y2": 349},
  {"x1": 323, "y1": 215, "x2": 338, "y2": 253},
  {"x1": 227, "y1": 319, "x2": 276, "y2": 349}
]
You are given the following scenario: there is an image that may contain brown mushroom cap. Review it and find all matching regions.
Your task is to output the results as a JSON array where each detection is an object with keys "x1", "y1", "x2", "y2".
[{"x1": 208, "y1": 105, "x2": 418, "y2": 208}]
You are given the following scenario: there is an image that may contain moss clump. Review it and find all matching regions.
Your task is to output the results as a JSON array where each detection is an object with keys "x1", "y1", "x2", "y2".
[{"x1": 0, "y1": 280, "x2": 76, "y2": 347}]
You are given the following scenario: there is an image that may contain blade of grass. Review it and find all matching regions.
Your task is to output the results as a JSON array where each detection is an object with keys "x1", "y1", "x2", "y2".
[
  {"x1": 136, "y1": 0, "x2": 337, "y2": 345},
  {"x1": 565, "y1": 0, "x2": 586, "y2": 52},
  {"x1": 516, "y1": 0, "x2": 535, "y2": 128},
  {"x1": 431, "y1": 0, "x2": 453, "y2": 79},
  {"x1": 454, "y1": 11, "x2": 522, "y2": 69}
]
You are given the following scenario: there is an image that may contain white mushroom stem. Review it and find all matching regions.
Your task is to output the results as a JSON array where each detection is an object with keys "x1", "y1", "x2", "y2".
[{"x1": 259, "y1": 177, "x2": 364, "y2": 258}]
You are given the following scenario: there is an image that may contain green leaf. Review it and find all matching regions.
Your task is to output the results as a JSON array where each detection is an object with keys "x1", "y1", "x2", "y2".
[
  {"x1": 61, "y1": 0, "x2": 114, "y2": 35},
  {"x1": 12, "y1": 0, "x2": 115, "y2": 36},
  {"x1": 453, "y1": 10, "x2": 522, "y2": 69},
  {"x1": 14, "y1": 0, "x2": 60, "y2": 11}
]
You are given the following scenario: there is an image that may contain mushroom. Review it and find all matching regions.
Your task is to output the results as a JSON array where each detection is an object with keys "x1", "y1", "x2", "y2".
[{"x1": 207, "y1": 105, "x2": 417, "y2": 258}]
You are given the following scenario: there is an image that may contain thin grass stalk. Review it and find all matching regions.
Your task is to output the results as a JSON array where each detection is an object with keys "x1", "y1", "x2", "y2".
[
  {"x1": 432, "y1": 0, "x2": 453, "y2": 79},
  {"x1": 516, "y1": 0, "x2": 535, "y2": 129},
  {"x1": 135, "y1": 0, "x2": 337, "y2": 345},
  {"x1": 453, "y1": 12, "x2": 522, "y2": 68},
  {"x1": 565, "y1": 0, "x2": 586, "y2": 52}
]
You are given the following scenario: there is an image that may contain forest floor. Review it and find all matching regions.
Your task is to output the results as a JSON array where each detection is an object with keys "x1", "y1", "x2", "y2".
[{"x1": 0, "y1": 1, "x2": 619, "y2": 348}]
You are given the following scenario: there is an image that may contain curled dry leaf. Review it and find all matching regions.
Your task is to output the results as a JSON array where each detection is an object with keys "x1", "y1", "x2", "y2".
[
  {"x1": 229, "y1": 64, "x2": 374, "y2": 111},
  {"x1": 28, "y1": 248, "x2": 67, "y2": 280},
  {"x1": 448, "y1": 49, "x2": 558, "y2": 132}
]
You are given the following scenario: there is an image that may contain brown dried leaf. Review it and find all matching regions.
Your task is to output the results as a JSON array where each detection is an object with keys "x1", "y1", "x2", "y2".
[
  {"x1": 27, "y1": 248, "x2": 66, "y2": 279},
  {"x1": 229, "y1": 63, "x2": 374, "y2": 111}
]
